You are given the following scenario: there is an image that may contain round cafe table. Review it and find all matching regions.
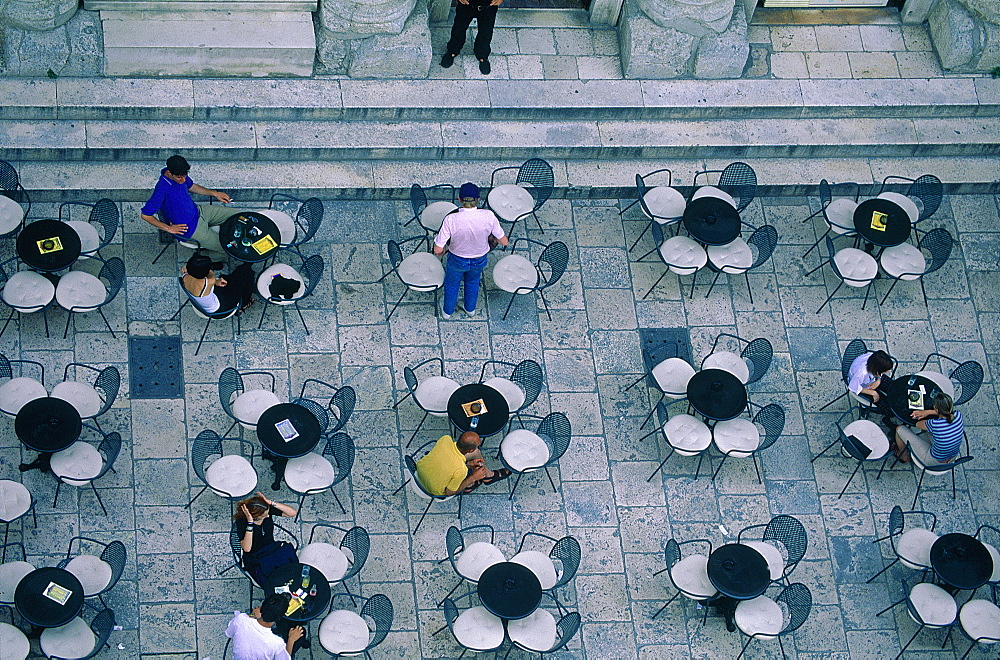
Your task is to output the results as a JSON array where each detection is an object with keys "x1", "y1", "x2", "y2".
[
  {"x1": 266, "y1": 562, "x2": 331, "y2": 623},
  {"x1": 886, "y1": 374, "x2": 940, "y2": 424},
  {"x1": 686, "y1": 369, "x2": 748, "y2": 422},
  {"x1": 930, "y1": 533, "x2": 993, "y2": 591},
  {"x1": 219, "y1": 212, "x2": 281, "y2": 263},
  {"x1": 15, "y1": 397, "x2": 83, "y2": 473},
  {"x1": 256, "y1": 402, "x2": 322, "y2": 491},
  {"x1": 447, "y1": 383, "x2": 509, "y2": 438},
  {"x1": 477, "y1": 561, "x2": 542, "y2": 620},
  {"x1": 14, "y1": 567, "x2": 84, "y2": 628},
  {"x1": 853, "y1": 198, "x2": 910, "y2": 252},
  {"x1": 16, "y1": 219, "x2": 82, "y2": 272},
  {"x1": 682, "y1": 196, "x2": 741, "y2": 247},
  {"x1": 707, "y1": 543, "x2": 770, "y2": 632}
]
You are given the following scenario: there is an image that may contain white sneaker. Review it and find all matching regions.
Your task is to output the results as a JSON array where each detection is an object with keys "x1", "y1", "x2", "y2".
[
  {"x1": 441, "y1": 309, "x2": 453, "y2": 320},
  {"x1": 464, "y1": 307, "x2": 478, "y2": 317}
]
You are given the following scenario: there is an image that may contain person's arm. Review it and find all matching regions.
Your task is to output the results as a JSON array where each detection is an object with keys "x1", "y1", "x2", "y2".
[
  {"x1": 141, "y1": 183, "x2": 188, "y2": 234},
  {"x1": 444, "y1": 465, "x2": 487, "y2": 496},
  {"x1": 490, "y1": 214, "x2": 509, "y2": 247},
  {"x1": 189, "y1": 183, "x2": 232, "y2": 204},
  {"x1": 238, "y1": 503, "x2": 255, "y2": 553},
  {"x1": 284, "y1": 626, "x2": 304, "y2": 656},
  {"x1": 257, "y1": 491, "x2": 297, "y2": 518},
  {"x1": 860, "y1": 377, "x2": 881, "y2": 402}
]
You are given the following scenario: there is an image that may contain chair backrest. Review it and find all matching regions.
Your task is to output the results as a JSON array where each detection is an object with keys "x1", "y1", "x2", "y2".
[
  {"x1": 294, "y1": 197, "x2": 324, "y2": 245},
  {"x1": 92, "y1": 431, "x2": 122, "y2": 480},
  {"x1": 99, "y1": 540, "x2": 127, "y2": 591},
  {"x1": 218, "y1": 368, "x2": 244, "y2": 418},
  {"x1": 764, "y1": 515, "x2": 808, "y2": 570},
  {"x1": 409, "y1": 184, "x2": 428, "y2": 218},
  {"x1": 402, "y1": 366, "x2": 419, "y2": 396},
  {"x1": 323, "y1": 432, "x2": 355, "y2": 486},
  {"x1": 293, "y1": 397, "x2": 330, "y2": 435},
  {"x1": 551, "y1": 535, "x2": 581, "y2": 588},
  {"x1": 754, "y1": 404, "x2": 785, "y2": 452},
  {"x1": 511, "y1": 359, "x2": 544, "y2": 410},
  {"x1": 191, "y1": 429, "x2": 224, "y2": 485},
  {"x1": 841, "y1": 339, "x2": 868, "y2": 385},
  {"x1": 90, "y1": 199, "x2": 120, "y2": 247},
  {"x1": 537, "y1": 412, "x2": 572, "y2": 464},
  {"x1": 908, "y1": 174, "x2": 942, "y2": 222},
  {"x1": 516, "y1": 158, "x2": 554, "y2": 211},
  {"x1": 818, "y1": 179, "x2": 832, "y2": 209},
  {"x1": 86, "y1": 608, "x2": 116, "y2": 659},
  {"x1": 328, "y1": 385, "x2": 356, "y2": 433},
  {"x1": 386, "y1": 239, "x2": 404, "y2": 270},
  {"x1": 950, "y1": 359, "x2": 983, "y2": 405},
  {"x1": 0, "y1": 160, "x2": 19, "y2": 194},
  {"x1": 663, "y1": 538, "x2": 681, "y2": 572},
  {"x1": 747, "y1": 224, "x2": 778, "y2": 270},
  {"x1": 918, "y1": 227, "x2": 953, "y2": 275},
  {"x1": 538, "y1": 241, "x2": 569, "y2": 291},
  {"x1": 93, "y1": 365, "x2": 121, "y2": 416},
  {"x1": 96, "y1": 257, "x2": 126, "y2": 306},
  {"x1": 550, "y1": 611, "x2": 582, "y2": 653},
  {"x1": 299, "y1": 253, "x2": 324, "y2": 299},
  {"x1": 341, "y1": 526, "x2": 370, "y2": 581},
  {"x1": 0, "y1": 354, "x2": 43, "y2": 383},
  {"x1": 922, "y1": 454, "x2": 974, "y2": 475},
  {"x1": 742, "y1": 337, "x2": 773, "y2": 385},
  {"x1": 360, "y1": 593, "x2": 393, "y2": 652},
  {"x1": 776, "y1": 583, "x2": 812, "y2": 634},
  {"x1": 181, "y1": 276, "x2": 238, "y2": 317},
  {"x1": 718, "y1": 162, "x2": 757, "y2": 211}
]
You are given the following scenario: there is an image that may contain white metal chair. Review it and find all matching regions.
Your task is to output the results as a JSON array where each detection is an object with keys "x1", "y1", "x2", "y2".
[
  {"x1": 0, "y1": 354, "x2": 45, "y2": 417},
  {"x1": 877, "y1": 576, "x2": 956, "y2": 659},
  {"x1": 377, "y1": 236, "x2": 445, "y2": 320},
  {"x1": 867, "y1": 506, "x2": 938, "y2": 583}
]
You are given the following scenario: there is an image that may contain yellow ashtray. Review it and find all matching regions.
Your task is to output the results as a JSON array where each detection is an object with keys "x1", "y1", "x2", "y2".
[
  {"x1": 252, "y1": 235, "x2": 278, "y2": 255},
  {"x1": 37, "y1": 236, "x2": 64, "y2": 254}
]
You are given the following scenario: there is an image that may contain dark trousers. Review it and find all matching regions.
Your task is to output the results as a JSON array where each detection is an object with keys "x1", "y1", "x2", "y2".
[
  {"x1": 446, "y1": 3, "x2": 499, "y2": 61},
  {"x1": 215, "y1": 262, "x2": 256, "y2": 311}
]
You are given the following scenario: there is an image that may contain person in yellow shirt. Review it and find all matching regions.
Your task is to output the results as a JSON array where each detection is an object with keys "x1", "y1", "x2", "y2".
[{"x1": 416, "y1": 431, "x2": 510, "y2": 496}]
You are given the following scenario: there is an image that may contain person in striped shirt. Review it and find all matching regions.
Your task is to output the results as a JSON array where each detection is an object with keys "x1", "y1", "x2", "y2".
[{"x1": 894, "y1": 393, "x2": 964, "y2": 464}]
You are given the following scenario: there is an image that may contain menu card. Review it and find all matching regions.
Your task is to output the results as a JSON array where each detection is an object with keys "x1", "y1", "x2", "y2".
[
  {"x1": 43, "y1": 582, "x2": 72, "y2": 605},
  {"x1": 37, "y1": 237, "x2": 64, "y2": 254}
]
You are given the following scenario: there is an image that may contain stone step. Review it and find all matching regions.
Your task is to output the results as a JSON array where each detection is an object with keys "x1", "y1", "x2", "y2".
[
  {"x1": 3, "y1": 116, "x2": 999, "y2": 162},
  {"x1": 12, "y1": 156, "x2": 1000, "y2": 204},
  {"x1": 99, "y1": 10, "x2": 316, "y2": 77},
  {"x1": 2, "y1": 78, "x2": 997, "y2": 122}
]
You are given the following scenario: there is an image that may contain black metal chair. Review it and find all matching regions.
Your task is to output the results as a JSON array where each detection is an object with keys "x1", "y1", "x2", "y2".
[
  {"x1": 498, "y1": 412, "x2": 572, "y2": 499},
  {"x1": 652, "y1": 538, "x2": 716, "y2": 620},
  {"x1": 50, "y1": 427, "x2": 122, "y2": 517},
  {"x1": 0, "y1": 352, "x2": 45, "y2": 417},
  {"x1": 0, "y1": 257, "x2": 56, "y2": 340},
  {"x1": 300, "y1": 523, "x2": 368, "y2": 599},
  {"x1": 58, "y1": 199, "x2": 119, "y2": 259},
  {"x1": 0, "y1": 540, "x2": 31, "y2": 580},
  {"x1": 488, "y1": 158, "x2": 554, "y2": 236},
  {"x1": 703, "y1": 224, "x2": 778, "y2": 306},
  {"x1": 298, "y1": 379, "x2": 356, "y2": 435},
  {"x1": 0, "y1": 159, "x2": 30, "y2": 228},
  {"x1": 733, "y1": 583, "x2": 811, "y2": 660},
  {"x1": 491, "y1": 237, "x2": 569, "y2": 321},
  {"x1": 737, "y1": 515, "x2": 808, "y2": 584},
  {"x1": 407, "y1": 183, "x2": 457, "y2": 246},
  {"x1": 807, "y1": 235, "x2": 877, "y2": 313},
  {"x1": 505, "y1": 592, "x2": 581, "y2": 657},
  {"x1": 392, "y1": 438, "x2": 463, "y2": 534},
  {"x1": 711, "y1": 402, "x2": 785, "y2": 484},
  {"x1": 867, "y1": 506, "x2": 938, "y2": 583},
  {"x1": 185, "y1": 430, "x2": 258, "y2": 509},
  {"x1": 170, "y1": 273, "x2": 241, "y2": 356},
  {"x1": 512, "y1": 532, "x2": 581, "y2": 599},
  {"x1": 479, "y1": 358, "x2": 544, "y2": 422},
  {"x1": 377, "y1": 235, "x2": 445, "y2": 319},
  {"x1": 38, "y1": 607, "x2": 115, "y2": 660},
  {"x1": 811, "y1": 408, "x2": 892, "y2": 498},
  {"x1": 878, "y1": 227, "x2": 953, "y2": 306},
  {"x1": 704, "y1": 333, "x2": 773, "y2": 388},
  {"x1": 393, "y1": 356, "x2": 459, "y2": 447},
  {"x1": 802, "y1": 180, "x2": 859, "y2": 260},
  {"x1": 0, "y1": 485, "x2": 35, "y2": 562},
  {"x1": 218, "y1": 367, "x2": 280, "y2": 437},
  {"x1": 440, "y1": 524, "x2": 505, "y2": 606},
  {"x1": 624, "y1": 339, "x2": 695, "y2": 429},
  {"x1": 921, "y1": 352, "x2": 984, "y2": 405},
  {"x1": 56, "y1": 256, "x2": 126, "y2": 339},
  {"x1": 256, "y1": 250, "x2": 324, "y2": 333},
  {"x1": 58, "y1": 537, "x2": 126, "y2": 608},
  {"x1": 620, "y1": 169, "x2": 686, "y2": 253},
  {"x1": 878, "y1": 174, "x2": 943, "y2": 225},
  {"x1": 950, "y1": 592, "x2": 1000, "y2": 660},
  {"x1": 692, "y1": 161, "x2": 757, "y2": 212},
  {"x1": 641, "y1": 222, "x2": 706, "y2": 300},
  {"x1": 52, "y1": 363, "x2": 120, "y2": 434},
  {"x1": 436, "y1": 590, "x2": 506, "y2": 658},
  {"x1": 268, "y1": 193, "x2": 324, "y2": 249},
  {"x1": 283, "y1": 431, "x2": 354, "y2": 518},
  {"x1": 905, "y1": 446, "x2": 973, "y2": 509},
  {"x1": 318, "y1": 592, "x2": 393, "y2": 660},
  {"x1": 818, "y1": 339, "x2": 880, "y2": 415},
  {"x1": 639, "y1": 402, "x2": 712, "y2": 481},
  {"x1": 877, "y1": 573, "x2": 956, "y2": 659}
]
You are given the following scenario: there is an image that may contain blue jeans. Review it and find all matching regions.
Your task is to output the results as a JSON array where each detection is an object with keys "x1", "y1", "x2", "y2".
[{"x1": 442, "y1": 253, "x2": 488, "y2": 315}]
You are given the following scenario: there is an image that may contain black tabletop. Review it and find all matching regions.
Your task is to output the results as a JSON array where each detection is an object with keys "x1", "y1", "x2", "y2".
[
  {"x1": 683, "y1": 196, "x2": 741, "y2": 246},
  {"x1": 14, "y1": 567, "x2": 85, "y2": 628},
  {"x1": 219, "y1": 212, "x2": 281, "y2": 263},
  {"x1": 477, "y1": 561, "x2": 542, "y2": 620},
  {"x1": 887, "y1": 374, "x2": 941, "y2": 424},
  {"x1": 15, "y1": 397, "x2": 83, "y2": 453},
  {"x1": 686, "y1": 369, "x2": 748, "y2": 421},
  {"x1": 930, "y1": 533, "x2": 993, "y2": 591},
  {"x1": 16, "y1": 219, "x2": 82, "y2": 272},
  {"x1": 256, "y1": 403, "x2": 322, "y2": 458},
  {"x1": 707, "y1": 544, "x2": 770, "y2": 600},
  {"x1": 853, "y1": 198, "x2": 911, "y2": 249},
  {"x1": 447, "y1": 383, "x2": 510, "y2": 438},
  {"x1": 266, "y1": 562, "x2": 332, "y2": 623}
]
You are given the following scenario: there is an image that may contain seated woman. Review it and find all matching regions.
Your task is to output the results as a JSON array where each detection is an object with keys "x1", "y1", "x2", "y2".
[
  {"x1": 847, "y1": 349, "x2": 894, "y2": 420},
  {"x1": 180, "y1": 253, "x2": 255, "y2": 315},
  {"x1": 235, "y1": 491, "x2": 297, "y2": 555},
  {"x1": 894, "y1": 393, "x2": 964, "y2": 464}
]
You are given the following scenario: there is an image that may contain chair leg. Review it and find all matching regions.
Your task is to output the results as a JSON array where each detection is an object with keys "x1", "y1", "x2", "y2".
[
  {"x1": 895, "y1": 625, "x2": 924, "y2": 660},
  {"x1": 838, "y1": 462, "x2": 863, "y2": 499},
  {"x1": 751, "y1": 455, "x2": 763, "y2": 485},
  {"x1": 392, "y1": 478, "x2": 409, "y2": 496},
  {"x1": 91, "y1": 484, "x2": 108, "y2": 516},
  {"x1": 169, "y1": 300, "x2": 187, "y2": 322},
  {"x1": 816, "y1": 281, "x2": 844, "y2": 314},
  {"x1": 42, "y1": 309, "x2": 50, "y2": 338},
  {"x1": 867, "y1": 558, "x2": 900, "y2": 584},
  {"x1": 735, "y1": 636, "x2": 753, "y2": 660},
  {"x1": 501, "y1": 292, "x2": 517, "y2": 320},
  {"x1": 331, "y1": 489, "x2": 347, "y2": 515},
  {"x1": 619, "y1": 199, "x2": 640, "y2": 216},
  {"x1": 387, "y1": 288, "x2": 408, "y2": 320},
  {"x1": 151, "y1": 241, "x2": 172, "y2": 265},
  {"x1": 628, "y1": 222, "x2": 652, "y2": 252},
  {"x1": 712, "y1": 455, "x2": 728, "y2": 481},
  {"x1": 98, "y1": 309, "x2": 116, "y2": 339},
  {"x1": 810, "y1": 437, "x2": 840, "y2": 462},
  {"x1": 508, "y1": 472, "x2": 524, "y2": 500},
  {"x1": 623, "y1": 372, "x2": 649, "y2": 392},
  {"x1": 651, "y1": 591, "x2": 679, "y2": 619},
  {"x1": 861, "y1": 281, "x2": 873, "y2": 311},
  {"x1": 912, "y1": 470, "x2": 926, "y2": 509},
  {"x1": 805, "y1": 258, "x2": 829, "y2": 277},
  {"x1": 412, "y1": 499, "x2": 434, "y2": 535},
  {"x1": 879, "y1": 277, "x2": 900, "y2": 305},
  {"x1": 406, "y1": 411, "x2": 429, "y2": 447},
  {"x1": 195, "y1": 317, "x2": 211, "y2": 356},
  {"x1": 0, "y1": 310, "x2": 15, "y2": 340},
  {"x1": 63, "y1": 311, "x2": 73, "y2": 339},
  {"x1": 744, "y1": 271, "x2": 754, "y2": 306},
  {"x1": 438, "y1": 580, "x2": 463, "y2": 607},
  {"x1": 648, "y1": 450, "x2": 674, "y2": 482},
  {"x1": 295, "y1": 303, "x2": 309, "y2": 335},
  {"x1": 694, "y1": 452, "x2": 706, "y2": 479},
  {"x1": 642, "y1": 269, "x2": 670, "y2": 300},
  {"x1": 635, "y1": 244, "x2": 659, "y2": 262},
  {"x1": 538, "y1": 290, "x2": 553, "y2": 322},
  {"x1": 258, "y1": 301, "x2": 268, "y2": 329},
  {"x1": 687, "y1": 271, "x2": 698, "y2": 300},
  {"x1": 185, "y1": 486, "x2": 208, "y2": 509},
  {"x1": 704, "y1": 270, "x2": 722, "y2": 300},
  {"x1": 544, "y1": 466, "x2": 557, "y2": 493},
  {"x1": 53, "y1": 481, "x2": 62, "y2": 508},
  {"x1": 818, "y1": 391, "x2": 848, "y2": 411}
]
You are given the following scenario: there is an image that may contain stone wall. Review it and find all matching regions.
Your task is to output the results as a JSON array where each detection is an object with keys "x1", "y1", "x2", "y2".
[
  {"x1": 315, "y1": 0, "x2": 431, "y2": 77},
  {"x1": 1, "y1": 0, "x2": 78, "y2": 31},
  {"x1": 927, "y1": 0, "x2": 1000, "y2": 73},
  {"x1": 1, "y1": 8, "x2": 103, "y2": 77}
]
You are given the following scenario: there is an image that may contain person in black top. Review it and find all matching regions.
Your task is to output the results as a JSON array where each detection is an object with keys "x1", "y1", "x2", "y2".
[
  {"x1": 440, "y1": 0, "x2": 503, "y2": 75},
  {"x1": 234, "y1": 491, "x2": 297, "y2": 554}
]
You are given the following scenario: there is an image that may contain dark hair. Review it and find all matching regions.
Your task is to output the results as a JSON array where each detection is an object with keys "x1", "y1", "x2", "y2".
[
  {"x1": 457, "y1": 432, "x2": 480, "y2": 453},
  {"x1": 233, "y1": 493, "x2": 269, "y2": 521},
  {"x1": 933, "y1": 392, "x2": 955, "y2": 423},
  {"x1": 186, "y1": 253, "x2": 213, "y2": 279},
  {"x1": 165, "y1": 154, "x2": 190, "y2": 176},
  {"x1": 259, "y1": 593, "x2": 290, "y2": 622},
  {"x1": 867, "y1": 350, "x2": 893, "y2": 376}
]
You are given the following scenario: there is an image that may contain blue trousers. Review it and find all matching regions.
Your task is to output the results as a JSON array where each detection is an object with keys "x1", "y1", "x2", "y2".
[{"x1": 442, "y1": 253, "x2": 488, "y2": 315}]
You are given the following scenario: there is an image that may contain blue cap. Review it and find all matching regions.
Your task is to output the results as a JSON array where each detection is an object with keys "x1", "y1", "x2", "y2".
[{"x1": 459, "y1": 182, "x2": 480, "y2": 199}]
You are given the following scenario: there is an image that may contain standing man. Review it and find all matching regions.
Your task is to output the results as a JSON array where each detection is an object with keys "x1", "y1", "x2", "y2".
[
  {"x1": 433, "y1": 182, "x2": 508, "y2": 319},
  {"x1": 440, "y1": 0, "x2": 503, "y2": 75},
  {"x1": 140, "y1": 154, "x2": 239, "y2": 264},
  {"x1": 225, "y1": 594, "x2": 304, "y2": 659}
]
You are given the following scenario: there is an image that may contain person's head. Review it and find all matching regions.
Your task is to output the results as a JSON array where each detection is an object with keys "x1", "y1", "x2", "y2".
[
  {"x1": 867, "y1": 350, "x2": 893, "y2": 377},
  {"x1": 457, "y1": 431, "x2": 482, "y2": 454},
  {"x1": 185, "y1": 253, "x2": 214, "y2": 279},
  {"x1": 932, "y1": 392, "x2": 955, "y2": 422},
  {"x1": 233, "y1": 493, "x2": 269, "y2": 521},
  {"x1": 164, "y1": 155, "x2": 190, "y2": 183},
  {"x1": 459, "y1": 182, "x2": 480, "y2": 208},
  {"x1": 255, "y1": 593, "x2": 290, "y2": 624}
]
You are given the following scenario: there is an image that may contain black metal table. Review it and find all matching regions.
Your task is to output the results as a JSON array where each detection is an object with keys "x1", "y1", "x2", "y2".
[
  {"x1": 257, "y1": 403, "x2": 322, "y2": 491},
  {"x1": 686, "y1": 369, "x2": 748, "y2": 422},
  {"x1": 853, "y1": 198, "x2": 910, "y2": 252},
  {"x1": 682, "y1": 196, "x2": 741, "y2": 246},
  {"x1": 266, "y1": 562, "x2": 331, "y2": 623},
  {"x1": 930, "y1": 533, "x2": 993, "y2": 591},
  {"x1": 14, "y1": 567, "x2": 84, "y2": 628},
  {"x1": 707, "y1": 543, "x2": 770, "y2": 632},
  {"x1": 477, "y1": 561, "x2": 542, "y2": 621},
  {"x1": 886, "y1": 374, "x2": 940, "y2": 425},
  {"x1": 16, "y1": 397, "x2": 83, "y2": 473},
  {"x1": 16, "y1": 219, "x2": 82, "y2": 272},
  {"x1": 219, "y1": 212, "x2": 281, "y2": 263},
  {"x1": 447, "y1": 383, "x2": 510, "y2": 438}
]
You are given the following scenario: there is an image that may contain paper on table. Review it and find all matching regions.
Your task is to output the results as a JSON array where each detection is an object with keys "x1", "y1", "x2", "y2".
[
  {"x1": 37, "y1": 236, "x2": 64, "y2": 254},
  {"x1": 43, "y1": 582, "x2": 72, "y2": 605},
  {"x1": 461, "y1": 399, "x2": 487, "y2": 418},
  {"x1": 276, "y1": 419, "x2": 299, "y2": 442}
]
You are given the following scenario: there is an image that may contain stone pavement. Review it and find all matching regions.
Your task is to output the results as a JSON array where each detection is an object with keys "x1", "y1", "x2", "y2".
[{"x1": 1, "y1": 187, "x2": 998, "y2": 659}]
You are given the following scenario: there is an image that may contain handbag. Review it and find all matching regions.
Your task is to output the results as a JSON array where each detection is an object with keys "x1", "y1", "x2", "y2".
[{"x1": 245, "y1": 540, "x2": 298, "y2": 584}]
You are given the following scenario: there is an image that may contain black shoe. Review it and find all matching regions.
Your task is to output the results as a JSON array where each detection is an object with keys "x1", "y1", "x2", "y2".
[
  {"x1": 479, "y1": 58, "x2": 491, "y2": 75},
  {"x1": 211, "y1": 261, "x2": 225, "y2": 271},
  {"x1": 440, "y1": 53, "x2": 455, "y2": 68}
]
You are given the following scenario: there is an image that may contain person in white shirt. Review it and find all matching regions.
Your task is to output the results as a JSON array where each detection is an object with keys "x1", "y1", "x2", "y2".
[
  {"x1": 225, "y1": 594, "x2": 303, "y2": 660},
  {"x1": 846, "y1": 349, "x2": 895, "y2": 421},
  {"x1": 433, "y1": 182, "x2": 508, "y2": 319}
]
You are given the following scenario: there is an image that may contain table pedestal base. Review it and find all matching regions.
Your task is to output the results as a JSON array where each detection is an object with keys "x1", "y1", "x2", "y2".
[
  {"x1": 19, "y1": 453, "x2": 51, "y2": 473},
  {"x1": 708, "y1": 595, "x2": 739, "y2": 632},
  {"x1": 262, "y1": 449, "x2": 287, "y2": 491}
]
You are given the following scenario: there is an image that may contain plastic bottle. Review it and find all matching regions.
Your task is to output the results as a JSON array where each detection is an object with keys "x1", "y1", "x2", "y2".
[
  {"x1": 300, "y1": 565, "x2": 310, "y2": 589},
  {"x1": 469, "y1": 416, "x2": 479, "y2": 429}
]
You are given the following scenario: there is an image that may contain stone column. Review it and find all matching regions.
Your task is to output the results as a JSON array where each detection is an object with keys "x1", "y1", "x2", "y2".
[
  {"x1": 316, "y1": 0, "x2": 432, "y2": 78},
  {"x1": 927, "y1": 0, "x2": 1000, "y2": 72},
  {"x1": 1, "y1": 0, "x2": 78, "y2": 31}
]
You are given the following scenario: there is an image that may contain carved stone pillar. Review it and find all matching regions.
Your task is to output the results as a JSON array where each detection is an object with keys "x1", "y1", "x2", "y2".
[
  {"x1": 927, "y1": 0, "x2": 1000, "y2": 72},
  {"x1": 319, "y1": 0, "x2": 418, "y2": 37},
  {"x1": 316, "y1": 0, "x2": 432, "y2": 77},
  {"x1": 1, "y1": 0, "x2": 78, "y2": 31}
]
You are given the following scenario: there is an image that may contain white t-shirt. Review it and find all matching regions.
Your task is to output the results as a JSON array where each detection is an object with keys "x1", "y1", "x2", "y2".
[
  {"x1": 225, "y1": 612, "x2": 290, "y2": 660},
  {"x1": 847, "y1": 352, "x2": 878, "y2": 394},
  {"x1": 433, "y1": 206, "x2": 504, "y2": 259}
]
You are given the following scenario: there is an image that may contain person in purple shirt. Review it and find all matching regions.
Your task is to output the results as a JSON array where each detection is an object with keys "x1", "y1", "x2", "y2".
[{"x1": 140, "y1": 154, "x2": 242, "y2": 262}]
